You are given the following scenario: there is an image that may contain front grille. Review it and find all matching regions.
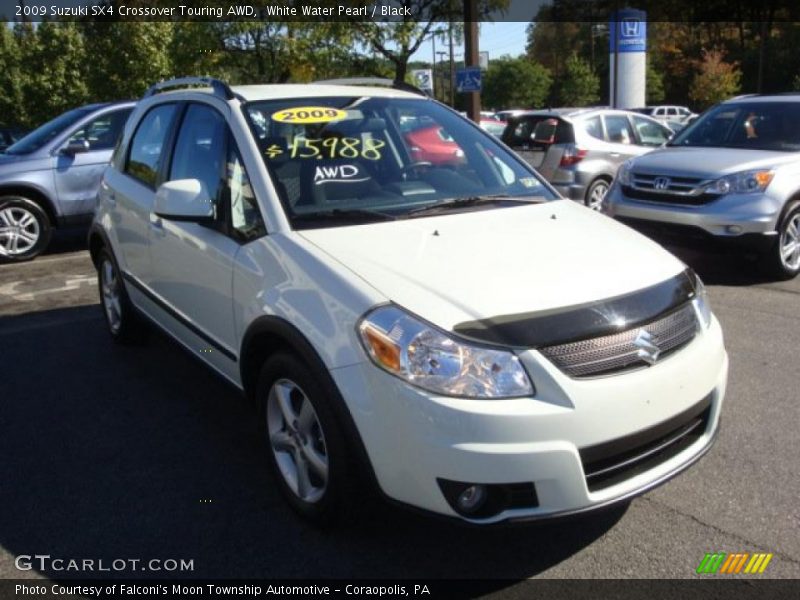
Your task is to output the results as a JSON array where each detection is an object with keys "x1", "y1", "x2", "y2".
[
  {"x1": 539, "y1": 303, "x2": 697, "y2": 378},
  {"x1": 622, "y1": 185, "x2": 718, "y2": 205},
  {"x1": 580, "y1": 394, "x2": 712, "y2": 492}
]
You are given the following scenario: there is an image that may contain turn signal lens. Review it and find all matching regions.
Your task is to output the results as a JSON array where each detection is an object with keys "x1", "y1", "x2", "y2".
[{"x1": 360, "y1": 324, "x2": 402, "y2": 372}]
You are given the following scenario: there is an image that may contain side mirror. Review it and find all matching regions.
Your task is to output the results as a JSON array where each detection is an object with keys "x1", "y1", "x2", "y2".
[
  {"x1": 154, "y1": 179, "x2": 214, "y2": 221},
  {"x1": 61, "y1": 139, "x2": 90, "y2": 155}
]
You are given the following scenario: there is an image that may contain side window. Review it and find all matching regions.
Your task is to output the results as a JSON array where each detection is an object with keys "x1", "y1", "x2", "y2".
[
  {"x1": 68, "y1": 109, "x2": 132, "y2": 151},
  {"x1": 226, "y1": 143, "x2": 266, "y2": 242},
  {"x1": 604, "y1": 115, "x2": 635, "y2": 145},
  {"x1": 169, "y1": 104, "x2": 227, "y2": 207},
  {"x1": 632, "y1": 116, "x2": 671, "y2": 146},
  {"x1": 125, "y1": 104, "x2": 179, "y2": 188},
  {"x1": 581, "y1": 116, "x2": 604, "y2": 141}
]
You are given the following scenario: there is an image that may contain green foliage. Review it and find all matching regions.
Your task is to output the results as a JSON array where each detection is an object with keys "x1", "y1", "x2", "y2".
[
  {"x1": 482, "y1": 56, "x2": 552, "y2": 110},
  {"x1": 0, "y1": 25, "x2": 26, "y2": 126},
  {"x1": 80, "y1": 22, "x2": 174, "y2": 100},
  {"x1": 556, "y1": 54, "x2": 599, "y2": 106},
  {"x1": 646, "y1": 60, "x2": 666, "y2": 104},
  {"x1": 689, "y1": 48, "x2": 741, "y2": 110}
]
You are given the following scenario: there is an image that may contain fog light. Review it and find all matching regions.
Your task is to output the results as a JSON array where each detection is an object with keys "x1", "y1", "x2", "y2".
[
  {"x1": 456, "y1": 485, "x2": 487, "y2": 513},
  {"x1": 726, "y1": 225, "x2": 743, "y2": 234}
]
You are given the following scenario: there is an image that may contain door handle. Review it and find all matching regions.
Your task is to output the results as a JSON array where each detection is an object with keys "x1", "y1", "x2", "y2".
[{"x1": 610, "y1": 153, "x2": 622, "y2": 157}]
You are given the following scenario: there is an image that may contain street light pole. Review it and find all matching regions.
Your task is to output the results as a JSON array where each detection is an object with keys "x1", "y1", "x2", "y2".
[{"x1": 464, "y1": 0, "x2": 480, "y2": 122}]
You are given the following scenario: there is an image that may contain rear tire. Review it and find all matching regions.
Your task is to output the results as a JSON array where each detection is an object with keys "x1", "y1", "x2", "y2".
[
  {"x1": 760, "y1": 201, "x2": 800, "y2": 280},
  {"x1": 0, "y1": 196, "x2": 52, "y2": 263},
  {"x1": 584, "y1": 179, "x2": 610, "y2": 211},
  {"x1": 257, "y1": 352, "x2": 360, "y2": 526},
  {"x1": 97, "y1": 247, "x2": 146, "y2": 343}
]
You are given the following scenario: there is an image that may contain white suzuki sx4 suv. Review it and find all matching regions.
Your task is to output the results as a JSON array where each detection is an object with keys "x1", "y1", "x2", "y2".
[{"x1": 89, "y1": 78, "x2": 728, "y2": 524}]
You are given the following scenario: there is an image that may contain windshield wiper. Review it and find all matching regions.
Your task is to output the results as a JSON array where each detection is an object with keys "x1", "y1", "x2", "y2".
[
  {"x1": 292, "y1": 208, "x2": 398, "y2": 225},
  {"x1": 403, "y1": 195, "x2": 544, "y2": 219}
]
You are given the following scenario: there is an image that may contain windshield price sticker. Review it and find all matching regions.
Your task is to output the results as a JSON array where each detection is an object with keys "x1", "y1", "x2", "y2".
[
  {"x1": 265, "y1": 137, "x2": 386, "y2": 161},
  {"x1": 271, "y1": 107, "x2": 347, "y2": 124}
]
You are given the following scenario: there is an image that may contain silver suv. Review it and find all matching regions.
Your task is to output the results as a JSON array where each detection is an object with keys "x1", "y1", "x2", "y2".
[
  {"x1": 0, "y1": 101, "x2": 134, "y2": 263},
  {"x1": 606, "y1": 94, "x2": 800, "y2": 279},
  {"x1": 502, "y1": 108, "x2": 673, "y2": 210}
]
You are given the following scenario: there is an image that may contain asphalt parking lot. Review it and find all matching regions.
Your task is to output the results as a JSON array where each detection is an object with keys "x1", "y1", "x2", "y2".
[{"x1": 1, "y1": 231, "x2": 799, "y2": 586}]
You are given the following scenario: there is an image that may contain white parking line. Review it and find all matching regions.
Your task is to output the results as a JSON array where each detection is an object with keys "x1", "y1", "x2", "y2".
[{"x1": 0, "y1": 274, "x2": 97, "y2": 301}]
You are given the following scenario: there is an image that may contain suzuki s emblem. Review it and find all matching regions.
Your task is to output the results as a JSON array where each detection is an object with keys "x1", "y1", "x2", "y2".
[
  {"x1": 653, "y1": 176, "x2": 670, "y2": 190},
  {"x1": 622, "y1": 19, "x2": 640, "y2": 37},
  {"x1": 634, "y1": 330, "x2": 661, "y2": 365}
]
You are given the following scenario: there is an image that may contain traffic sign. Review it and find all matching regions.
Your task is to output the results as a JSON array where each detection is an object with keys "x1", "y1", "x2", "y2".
[{"x1": 455, "y1": 67, "x2": 481, "y2": 93}]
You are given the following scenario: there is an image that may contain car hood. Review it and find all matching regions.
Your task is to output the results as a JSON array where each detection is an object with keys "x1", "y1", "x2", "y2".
[
  {"x1": 0, "y1": 152, "x2": 47, "y2": 173},
  {"x1": 298, "y1": 200, "x2": 685, "y2": 332},
  {"x1": 631, "y1": 146, "x2": 797, "y2": 179}
]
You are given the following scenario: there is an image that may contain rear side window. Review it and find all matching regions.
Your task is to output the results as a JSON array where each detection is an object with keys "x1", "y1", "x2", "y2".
[
  {"x1": 580, "y1": 116, "x2": 604, "y2": 141},
  {"x1": 125, "y1": 104, "x2": 179, "y2": 188},
  {"x1": 604, "y1": 115, "x2": 635, "y2": 145}
]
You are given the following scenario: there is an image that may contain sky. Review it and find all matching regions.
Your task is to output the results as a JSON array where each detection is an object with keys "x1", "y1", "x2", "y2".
[{"x1": 411, "y1": 21, "x2": 530, "y2": 64}]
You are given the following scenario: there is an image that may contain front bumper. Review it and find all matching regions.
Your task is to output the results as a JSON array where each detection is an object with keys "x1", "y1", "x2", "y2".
[
  {"x1": 330, "y1": 314, "x2": 728, "y2": 523},
  {"x1": 605, "y1": 182, "x2": 780, "y2": 241}
]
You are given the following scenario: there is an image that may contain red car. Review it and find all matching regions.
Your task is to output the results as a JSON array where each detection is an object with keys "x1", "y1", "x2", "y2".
[{"x1": 404, "y1": 125, "x2": 465, "y2": 166}]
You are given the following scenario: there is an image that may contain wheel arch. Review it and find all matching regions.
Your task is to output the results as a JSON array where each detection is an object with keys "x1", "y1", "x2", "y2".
[
  {"x1": 87, "y1": 223, "x2": 112, "y2": 268},
  {"x1": 240, "y1": 315, "x2": 380, "y2": 491}
]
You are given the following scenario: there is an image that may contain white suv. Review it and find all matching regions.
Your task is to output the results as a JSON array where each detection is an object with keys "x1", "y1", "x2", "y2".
[{"x1": 90, "y1": 77, "x2": 728, "y2": 524}]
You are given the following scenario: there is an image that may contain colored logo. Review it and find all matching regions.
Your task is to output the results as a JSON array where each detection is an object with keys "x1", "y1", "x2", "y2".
[{"x1": 696, "y1": 552, "x2": 773, "y2": 574}]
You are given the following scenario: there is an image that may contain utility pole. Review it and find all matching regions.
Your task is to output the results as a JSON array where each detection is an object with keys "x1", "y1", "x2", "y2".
[
  {"x1": 431, "y1": 33, "x2": 436, "y2": 99},
  {"x1": 464, "y1": 0, "x2": 480, "y2": 122},
  {"x1": 448, "y1": 21, "x2": 455, "y2": 107},
  {"x1": 436, "y1": 51, "x2": 448, "y2": 103}
]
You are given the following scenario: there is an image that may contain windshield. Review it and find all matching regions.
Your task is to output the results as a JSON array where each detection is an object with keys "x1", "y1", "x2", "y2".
[
  {"x1": 5, "y1": 107, "x2": 94, "y2": 155},
  {"x1": 244, "y1": 97, "x2": 555, "y2": 228},
  {"x1": 669, "y1": 102, "x2": 800, "y2": 151}
]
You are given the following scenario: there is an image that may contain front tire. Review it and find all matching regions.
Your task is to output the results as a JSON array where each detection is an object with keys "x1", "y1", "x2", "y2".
[
  {"x1": 0, "y1": 196, "x2": 52, "y2": 263},
  {"x1": 584, "y1": 179, "x2": 610, "y2": 211},
  {"x1": 257, "y1": 352, "x2": 357, "y2": 525},
  {"x1": 761, "y1": 201, "x2": 800, "y2": 280}
]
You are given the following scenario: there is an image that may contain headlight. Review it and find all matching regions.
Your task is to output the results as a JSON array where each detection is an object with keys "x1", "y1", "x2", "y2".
[
  {"x1": 616, "y1": 160, "x2": 633, "y2": 186},
  {"x1": 692, "y1": 273, "x2": 713, "y2": 328},
  {"x1": 706, "y1": 169, "x2": 774, "y2": 195},
  {"x1": 357, "y1": 305, "x2": 534, "y2": 398}
]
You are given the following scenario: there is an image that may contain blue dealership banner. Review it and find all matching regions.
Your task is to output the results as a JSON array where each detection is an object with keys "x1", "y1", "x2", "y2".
[{"x1": 609, "y1": 9, "x2": 647, "y2": 53}]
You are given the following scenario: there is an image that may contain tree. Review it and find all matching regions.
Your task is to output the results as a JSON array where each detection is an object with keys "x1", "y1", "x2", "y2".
[
  {"x1": 556, "y1": 53, "x2": 599, "y2": 106},
  {"x1": 22, "y1": 21, "x2": 89, "y2": 127},
  {"x1": 646, "y1": 60, "x2": 666, "y2": 104},
  {"x1": 689, "y1": 48, "x2": 741, "y2": 110},
  {"x1": 350, "y1": 0, "x2": 508, "y2": 84},
  {"x1": 482, "y1": 56, "x2": 551, "y2": 110},
  {"x1": 0, "y1": 25, "x2": 25, "y2": 126},
  {"x1": 80, "y1": 22, "x2": 174, "y2": 100}
]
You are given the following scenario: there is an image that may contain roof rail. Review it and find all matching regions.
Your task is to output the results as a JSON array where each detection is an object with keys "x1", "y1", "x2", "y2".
[
  {"x1": 143, "y1": 77, "x2": 243, "y2": 101},
  {"x1": 311, "y1": 77, "x2": 428, "y2": 97}
]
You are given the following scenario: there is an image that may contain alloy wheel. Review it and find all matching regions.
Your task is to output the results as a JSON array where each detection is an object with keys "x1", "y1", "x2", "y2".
[
  {"x1": 266, "y1": 378, "x2": 329, "y2": 504},
  {"x1": 100, "y1": 258, "x2": 123, "y2": 334},
  {"x1": 587, "y1": 182, "x2": 609, "y2": 211},
  {"x1": 0, "y1": 206, "x2": 40, "y2": 257},
  {"x1": 779, "y1": 213, "x2": 800, "y2": 271}
]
